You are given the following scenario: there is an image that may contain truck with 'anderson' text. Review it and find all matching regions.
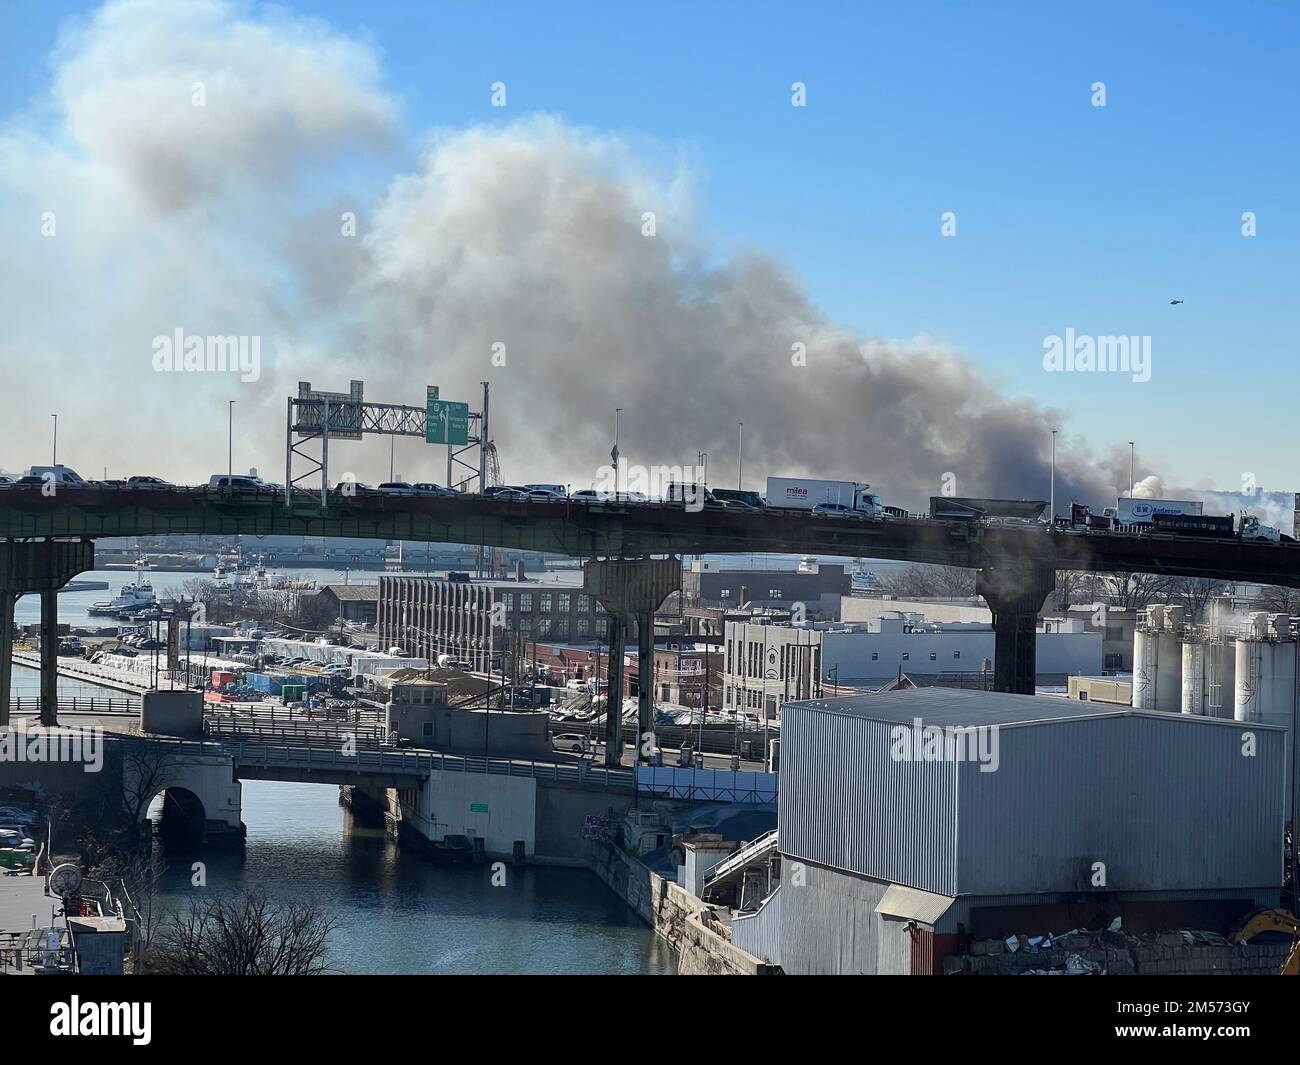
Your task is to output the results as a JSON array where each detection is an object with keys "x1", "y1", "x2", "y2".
[
  {"x1": 766, "y1": 477, "x2": 883, "y2": 515},
  {"x1": 1116, "y1": 497, "x2": 1203, "y2": 524}
]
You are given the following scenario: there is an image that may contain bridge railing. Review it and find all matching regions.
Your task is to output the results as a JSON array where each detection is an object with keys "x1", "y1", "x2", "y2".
[{"x1": 9, "y1": 696, "x2": 142, "y2": 715}]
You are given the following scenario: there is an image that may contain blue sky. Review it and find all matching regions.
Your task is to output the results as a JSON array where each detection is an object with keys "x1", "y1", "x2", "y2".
[{"x1": 2, "y1": 0, "x2": 1296, "y2": 496}]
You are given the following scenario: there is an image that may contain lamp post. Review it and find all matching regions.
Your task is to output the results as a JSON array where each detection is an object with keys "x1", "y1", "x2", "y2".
[
  {"x1": 51, "y1": 414, "x2": 58, "y2": 465},
  {"x1": 1128, "y1": 441, "x2": 1135, "y2": 497},
  {"x1": 228, "y1": 401, "x2": 236, "y2": 480},
  {"x1": 737, "y1": 422, "x2": 743, "y2": 490},
  {"x1": 613, "y1": 407, "x2": 622, "y2": 497},
  {"x1": 1050, "y1": 428, "x2": 1058, "y2": 522}
]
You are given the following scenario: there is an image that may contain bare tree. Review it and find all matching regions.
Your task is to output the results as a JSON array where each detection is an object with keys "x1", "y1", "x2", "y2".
[
  {"x1": 1096, "y1": 572, "x2": 1177, "y2": 612},
  {"x1": 90, "y1": 850, "x2": 168, "y2": 973},
  {"x1": 1255, "y1": 585, "x2": 1300, "y2": 616},
  {"x1": 879, "y1": 564, "x2": 976, "y2": 598},
  {"x1": 154, "y1": 888, "x2": 338, "y2": 975},
  {"x1": 1169, "y1": 576, "x2": 1231, "y2": 623}
]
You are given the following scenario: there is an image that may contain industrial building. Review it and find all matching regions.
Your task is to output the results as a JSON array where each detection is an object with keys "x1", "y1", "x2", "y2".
[
  {"x1": 732, "y1": 688, "x2": 1288, "y2": 975},
  {"x1": 842, "y1": 596, "x2": 1135, "y2": 671},
  {"x1": 681, "y1": 559, "x2": 850, "y2": 620},
  {"x1": 1133, "y1": 604, "x2": 1300, "y2": 835},
  {"x1": 722, "y1": 613, "x2": 1102, "y2": 720},
  {"x1": 377, "y1": 574, "x2": 608, "y2": 673}
]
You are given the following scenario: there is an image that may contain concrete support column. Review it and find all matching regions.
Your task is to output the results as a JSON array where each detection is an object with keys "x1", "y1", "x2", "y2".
[
  {"x1": 0, "y1": 591, "x2": 14, "y2": 729},
  {"x1": 976, "y1": 563, "x2": 1055, "y2": 694},
  {"x1": 637, "y1": 609, "x2": 655, "y2": 752},
  {"x1": 603, "y1": 615, "x2": 625, "y2": 766},
  {"x1": 0, "y1": 538, "x2": 95, "y2": 729},
  {"x1": 39, "y1": 588, "x2": 59, "y2": 726},
  {"x1": 584, "y1": 556, "x2": 681, "y2": 768}
]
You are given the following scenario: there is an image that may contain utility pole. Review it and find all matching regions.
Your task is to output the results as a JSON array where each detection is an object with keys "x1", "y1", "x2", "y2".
[
  {"x1": 51, "y1": 414, "x2": 58, "y2": 465},
  {"x1": 613, "y1": 408, "x2": 622, "y2": 497},
  {"x1": 1128, "y1": 441, "x2": 1135, "y2": 497},
  {"x1": 228, "y1": 400, "x2": 236, "y2": 480}
]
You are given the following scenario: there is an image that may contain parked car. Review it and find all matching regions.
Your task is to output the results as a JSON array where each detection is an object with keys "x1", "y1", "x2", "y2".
[
  {"x1": 565, "y1": 678, "x2": 594, "y2": 692},
  {"x1": 810, "y1": 502, "x2": 868, "y2": 520},
  {"x1": 377, "y1": 482, "x2": 416, "y2": 495},
  {"x1": 332, "y1": 480, "x2": 374, "y2": 494},
  {"x1": 523, "y1": 483, "x2": 568, "y2": 496},
  {"x1": 411, "y1": 483, "x2": 457, "y2": 497},
  {"x1": 552, "y1": 733, "x2": 591, "y2": 754},
  {"x1": 0, "y1": 474, "x2": 18, "y2": 488},
  {"x1": 126, "y1": 475, "x2": 174, "y2": 488},
  {"x1": 488, "y1": 487, "x2": 529, "y2": 502},
  {"x1": 526, "y1": 488, "x2": 567, "y2": 502}
]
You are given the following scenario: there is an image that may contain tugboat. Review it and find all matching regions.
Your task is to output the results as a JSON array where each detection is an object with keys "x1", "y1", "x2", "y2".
[{"x1": 429, "y1": 834, "x2": 475, "y2": 864}]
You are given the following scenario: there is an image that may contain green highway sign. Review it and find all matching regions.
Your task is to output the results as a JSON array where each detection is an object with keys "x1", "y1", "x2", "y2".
[
  {"x1": 426, "y1": 394, "x2": 470, "y2": 445},
  {"x1": 469, "y1": 802, "x2": 489, "y2": 814}
]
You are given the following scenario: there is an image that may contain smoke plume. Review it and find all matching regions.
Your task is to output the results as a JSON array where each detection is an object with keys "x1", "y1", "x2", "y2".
[{"x1": 0, "y1": 0, "x2": 1230, "y2": 516}]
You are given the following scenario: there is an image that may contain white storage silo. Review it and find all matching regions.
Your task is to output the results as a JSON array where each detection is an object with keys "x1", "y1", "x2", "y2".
[
  {"x1": 1204, "y1": 636, "x2": 1236, "y2": 719},
  {"x1": 1181, "y1": 636, "x2": 1205, "y2": 715},
  {"x1": 1154, "y1": 608, "x2": 1183, "y2": 713},
  {"x1": 1132, "y1": 608, "x2": 1160, "y2": 710},
  {"x1": 1234, "y1": 616, "x2": 1296, "y2": 726}
]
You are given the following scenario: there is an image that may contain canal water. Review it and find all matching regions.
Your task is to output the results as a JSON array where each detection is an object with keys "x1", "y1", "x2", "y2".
[{"x1": 151, "y1": 781, "x2": 676, "y2": 975}]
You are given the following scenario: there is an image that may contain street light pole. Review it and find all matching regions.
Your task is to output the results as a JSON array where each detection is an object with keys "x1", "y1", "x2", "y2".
[
  {"x1": 737, "y1": 422, "x2": 743, "y2": 490},
  {"x1": 51, "y1": 414, "x2": 57, "y2": 465},
  {"x1": 228, "y1": 401, "x2": 236, "y2": 480},
  {"x1": 613, "y1": 408, "x2": 622, "y2": 497},
  {"x1": 1050, "y1": 428, "x2": 1057, "y2": 521}
]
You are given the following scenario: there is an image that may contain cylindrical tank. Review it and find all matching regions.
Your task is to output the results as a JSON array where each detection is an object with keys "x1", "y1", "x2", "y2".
[
  {"x1": 1132, "y1": 625, "x2": 1157, "y2": 709},
  {"x1": 1204, "y1": 637, "x2": 1236, "y2": 719},
  {"x1": 1234, "y1": 628, "x2": 1296, "y2": 726},
  {"x1": 1181, "y1": 638, "x2": 1205, "y2": 715},
  {"x1": 1155, "y1": 623, "x2": 1182, "y2": 713}
]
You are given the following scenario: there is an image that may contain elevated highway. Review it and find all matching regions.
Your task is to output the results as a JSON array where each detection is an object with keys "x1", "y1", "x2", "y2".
[
  {"x1": 1, "y1": 483, "x2": 1297, "y2": 585},
  {"x1": 3, "y1": 484, "x2": 1299, "y2": 720}
]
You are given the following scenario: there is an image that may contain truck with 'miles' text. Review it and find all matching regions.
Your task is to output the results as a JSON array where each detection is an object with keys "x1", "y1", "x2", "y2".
[{"x1": 766, "y1": 477, "x2": 883, "y2": 515}]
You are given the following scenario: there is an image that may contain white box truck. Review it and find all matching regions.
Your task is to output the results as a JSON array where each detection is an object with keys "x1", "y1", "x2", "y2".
[
  {"x1": 1116, "y1": 497, "x2": 1203, "y2": 524},
  {"x1": 766, "y1": 477, "x2": 882, "y2": 515}
]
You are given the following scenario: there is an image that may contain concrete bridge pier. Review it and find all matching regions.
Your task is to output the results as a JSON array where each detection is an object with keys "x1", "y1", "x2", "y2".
[
  {"x1": 0, "y1": 539, "x2": 96, "y2": 727},
  {"x1": 977, "y1": 562, "x2": 1056, "y2": 694},
  {"x1": 584, "y1": 557, "x2": 682, "y2": 767}
]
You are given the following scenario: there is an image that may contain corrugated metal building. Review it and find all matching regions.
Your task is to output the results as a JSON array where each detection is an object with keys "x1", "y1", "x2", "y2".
[{"x1": 776, "y1": 688, "x2": 1287, "y2": 975}]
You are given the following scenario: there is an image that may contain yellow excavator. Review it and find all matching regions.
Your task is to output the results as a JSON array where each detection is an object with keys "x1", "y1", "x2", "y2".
[{"x1": 1229, "y1": 909, "x2": 1300, "y2": 974}]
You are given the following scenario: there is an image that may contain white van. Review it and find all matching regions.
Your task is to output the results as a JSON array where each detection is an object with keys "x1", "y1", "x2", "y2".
[
  {"x1": 523, "y1": 483, "x2": 568, "y2": 497},
  {"x1": 25, "y1": 465, "x2": 86, "y2": 486}
]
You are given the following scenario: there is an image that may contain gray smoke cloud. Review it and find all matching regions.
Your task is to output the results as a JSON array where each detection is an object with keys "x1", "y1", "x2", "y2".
[{"x1": 0, "y1": 0, "x2": 1177, "y2": 514}]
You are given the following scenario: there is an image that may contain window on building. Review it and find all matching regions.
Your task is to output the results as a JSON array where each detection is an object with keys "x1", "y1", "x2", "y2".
[
  {"x1": 596, "y1": 618, "x2": 608, "y2": 637},
  {"x1": 578, "y1": 594, "x2": 592, "y2": 613},
  {"x1": 519, "y1": 618, "x2": 533, "y2": 635},
  {"x1": 929, "y1": 652, "x2": 937, "y2": 661},
  {"x1": 720, "y1": 588, "x2": 732, "y2": 599},
  {"x1": 536, "y1": 618, "x2": 552, "y2": 637},
  {"x1": 422, "y1": 722, "x2": 433, "y2": 737},
  {"x1": 500, "y1": 592, "x2": 513, "y2": 611},
  {"x1": 520, "y1": 593, "x2": 533, "y2": 612},
  {"x1": 577, "y1": 618, "x2": 590, "y2": 637},
  {"x1": 954, "y1": 651, "x2": 961, "y2": 660},
  {"x1": 540, "y1": 593, "x2": 553, "y2": 613},
  {"x1": 871, "y1": 652, "x2": 879, "y2": 661},
  {"x1": 661, "y1": 684, "x2": 671, "y2": 700},
  {"x1": 558, "y1": 593, "x2": 570, "y2": 612},
  {"x1": 556, "y1": 619, "x2": 570, "y2": 638},
  {"x1": 902, "y1": 652, "x2": 910, "y2": 660},
  {"x1": 768, "y1": 588, "x2": 782, "y2": 598}
]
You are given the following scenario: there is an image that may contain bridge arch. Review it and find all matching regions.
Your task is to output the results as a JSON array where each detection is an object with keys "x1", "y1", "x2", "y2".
[{"x1": 147, "y1": 786, "x2": 207, "y2": 843}]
